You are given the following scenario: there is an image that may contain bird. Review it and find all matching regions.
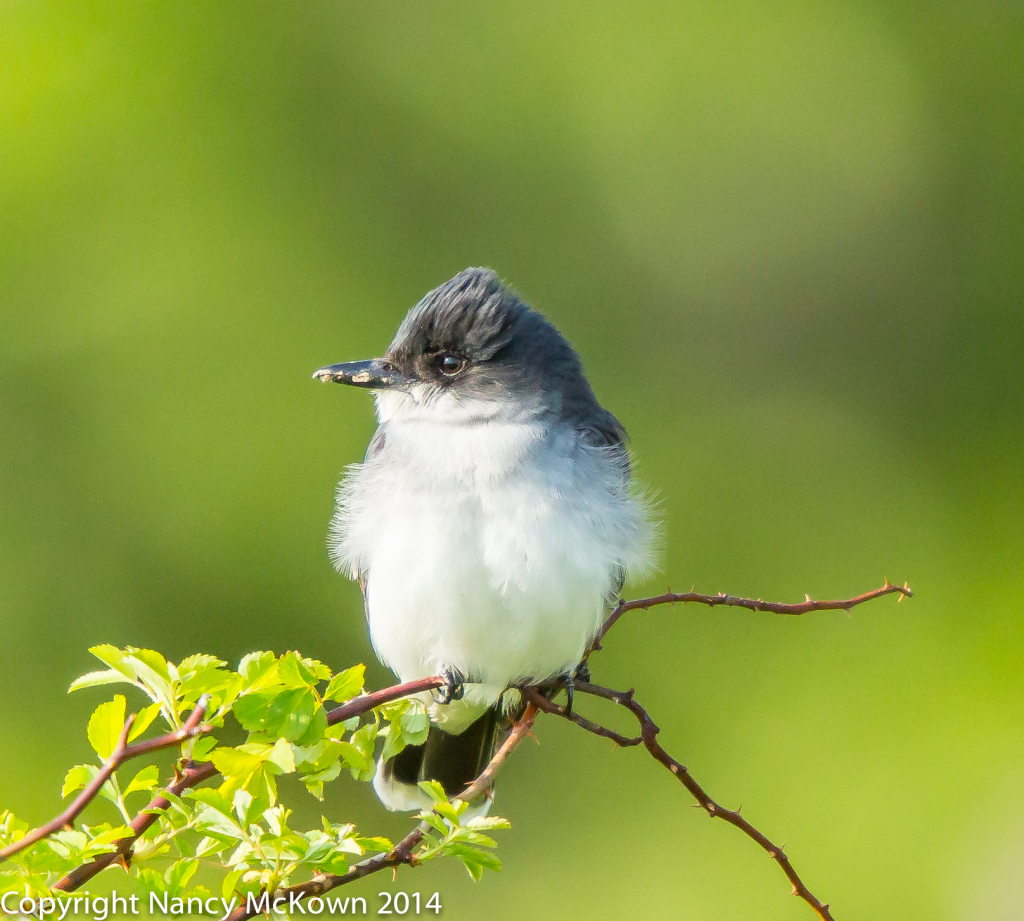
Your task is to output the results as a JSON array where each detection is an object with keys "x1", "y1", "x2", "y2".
[{"x1": 314, "y1": 267, "x2": 653, "y2": 813}]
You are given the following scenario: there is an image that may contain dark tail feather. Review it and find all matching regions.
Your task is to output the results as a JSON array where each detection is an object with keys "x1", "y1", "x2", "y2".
[{"x1": 376, "y1": 702, "x2": 519, "y2": 810}]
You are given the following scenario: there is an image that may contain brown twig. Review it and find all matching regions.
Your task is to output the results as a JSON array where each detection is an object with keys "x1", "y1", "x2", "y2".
[
  {"x1": 326, "y1": 675, "x2": 445, "y2": 726},
  {"x1": 222, "y1": 702, "x2": 540, "y2": 921},
  {"x1": 593, "y1": 579, "x2": 912, "y2": 651},
  {"x1": 568, "y1": 681, "x2": 836, "y2": 921},
  {"x1": 0, "y1": 699, "x2": 212, "y2": 863},
  {"x1": 53, "y1": 759, "x2": 217, "y2": 891},
  {"x1": 523, "y1": 688, "x2": 641, "y2": 748},
  {"x1": 41, "y1": 578, "x2": 910, "y2": 916}
]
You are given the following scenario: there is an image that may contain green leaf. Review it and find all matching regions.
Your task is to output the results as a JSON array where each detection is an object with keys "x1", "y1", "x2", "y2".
[
  {"x1": 165, "y1": 858, "x2": 199, "y2": 897},
  {"x1": 190, "y1": 737, "x2": 218, "y2": 761},
  {"x1": 237, "y1": 651, "x2": 278, "y2": 690},
  {"x1": 135, "y1": 867, "x2": 166, "y2": 895},
  {"x1": 87, "y1": 695, "x2": 127, "y2": 759},
  {"x1": 179, "y1": 654, "x2": 227, "y2": 675},
  {"x1": 232, "y1": 790, "x2": 256, "y2": 828},
  {"x1": 335, "y1": 741, "x2": 373, "y2": 775},
  {"x1": 186, "y1": 788, "x2": 235, "y2": 819},
  {"x1": 466, "y1": 816, "x2": 511, "y2": 831},
  {"x1": 433, "y1": 801, "x2": 463, "y2": 825},
  {"x1": 82, "y1": 824, "x2": 134, "y2": 857},
  {"x1": 209, "y1": 748, "x2": 264, "y2": 786},
  {"x1": 448, "y1": 843, "x2": 502, "y2": 878},
  {"x1": 127, "y1": 702, "x2": 164, "y2": 741},
  {"x1": 298, "y1": 655, "x2": 332, "y2": 681},
  {"x1": 68, "y1": 669, "x2": 134, "y2": 693},
  {"x1": 277, "y1": 652, "x2": 313, "y2": 689},
  {"x1": 418, "y1": 812, "x2": 449, "y2": 837},
  {"x1": 353, "y1": 836, "x2": 393, "y2": 853},
  {"x1": 324, "y1": 665, "x2": 365, "y2": 703},
  {"x1": 122, "y1": 651, "x2": 176, "y2": 717},
  {"x1": 400, "y1": 706, "x2": 430, "y2": 745},
  {"x1": 294, "y1": 703, "x2": 328, "y2": 747},
  {"x1": 417, "y1": 780, "x2": 448, "y2": 805},
  {"x1": 222, "y1": 869, "x2": 243, "y2": 902},
  {"x1": 380, "y1": 722, "x2": 406, "y2": 762},
  {"x1": 264, "y1": 739, "x2": 296, "y2": 774},
  {"x1": 123, "y1": 765, "x2": 161, "y2": 798},
  {"x1": 62, "y1": 764, "x2": 100, "y2": 798},
  {"x1": 233, "y1": 687, "x2": 318, "y2": 741},
  {"x1": 130, "y1": 648, "x2": 171, "y2": 682},
  {"x1": 88, "y1": 645, "x2": 137, "y2": 680}
]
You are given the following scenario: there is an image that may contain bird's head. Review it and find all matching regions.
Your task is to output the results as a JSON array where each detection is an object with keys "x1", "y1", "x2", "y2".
[{"x1": 315, "y1": 267, "x2": 606, "y2": 429}]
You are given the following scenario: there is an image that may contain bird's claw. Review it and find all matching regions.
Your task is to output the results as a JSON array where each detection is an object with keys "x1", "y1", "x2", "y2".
[
  {"x1": 561, "y1": 661, "x2": 592, "y2": 719},
  {"x1": 433, "y1": 667, "x2": 466, "y2": 705}
]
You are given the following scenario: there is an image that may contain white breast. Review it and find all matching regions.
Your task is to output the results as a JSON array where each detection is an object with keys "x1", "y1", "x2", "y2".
[{"x1": 330, "y1": 392, "x2": 653, "y2": 716}]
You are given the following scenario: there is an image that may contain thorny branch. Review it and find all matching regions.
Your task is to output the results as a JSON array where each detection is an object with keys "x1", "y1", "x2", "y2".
[
  {"x1": 221, "y1": 703, "x2": 541, "y2": 921},
  {"x1": 593, "y1": 579, "x2": 912, "y2": 652},
  {"x1": 0, "y1": 700, "x2": 211, "y2": 863},
  {"x1": 50, "y1": 675, "x2": 448, "y2": 891},
  {"x1": 545, "y1": 682, "x2": 837, "y2": 921},
  {"x1": 11, "y1": 579, "x2": 910, "y2": 919}
]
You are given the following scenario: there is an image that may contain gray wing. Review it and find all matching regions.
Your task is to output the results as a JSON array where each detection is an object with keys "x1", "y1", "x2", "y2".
[{"x1": 578, "y1": 409, "x2": 630, "y2": 605}]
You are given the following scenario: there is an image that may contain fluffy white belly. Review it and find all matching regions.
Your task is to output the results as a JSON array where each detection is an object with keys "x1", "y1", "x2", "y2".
[{"x1": 331, "y1": 415, "x2": 650, "y2": 713}]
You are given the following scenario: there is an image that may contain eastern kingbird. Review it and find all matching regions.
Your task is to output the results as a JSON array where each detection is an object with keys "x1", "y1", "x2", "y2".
[{"x1": 315, "y1": 268, "x2": 653, "y2": 812}]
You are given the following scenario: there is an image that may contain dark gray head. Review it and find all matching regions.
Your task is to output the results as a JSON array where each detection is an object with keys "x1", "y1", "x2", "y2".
[{"x1": 315, "y1": 268, "x2": 625, "y2": 444}]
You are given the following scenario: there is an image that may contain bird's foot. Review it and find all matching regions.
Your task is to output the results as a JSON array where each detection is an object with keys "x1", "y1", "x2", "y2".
[
  {"x1": 433, "y1": 667, "x2": 466, "y2": 705},
  {"x1": 561, "y1": 661, "x2": 592, "y2": 719}
]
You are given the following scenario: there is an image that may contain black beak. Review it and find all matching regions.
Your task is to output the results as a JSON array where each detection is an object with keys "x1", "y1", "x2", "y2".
[{"x1": 312, "y1": 358, "x2": 413, "y2": 390}]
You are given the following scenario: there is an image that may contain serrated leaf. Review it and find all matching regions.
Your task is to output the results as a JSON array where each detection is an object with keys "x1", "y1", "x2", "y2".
[
  {"x1": 165, "y1": 858, "x2": 198, "y2": 896},
  {"x1": 136, "y1": 867, "x2": 166, "y2": 895},
  {"x1": 127, "y1": 702, "x2": 164, "y2": 741},
  {"x1": 433, "y1": 802, "x2": 462, "y2": 825},
  {"x1": 179, "y1": 654, "x2": 227, "y2": 675},
  {"x1": 185, "y1": 788, "x2": 234, "y2": 818},
  {"x1": 263, "y1": 805, "x2": 289, "y2": 837},
  {"x1": 334, "y1": 741, "x2": 372, "y2": 774},
  {"x1": 456, "y1": 830, "x2": 498, "y2": 848},
  {"x1": 233, "y1": 687, "x2": 317, "y2": 741},
  {"x1": 222, "y1": 869, "x2": 243, "y2": 902},
  {"x1": 324, "y1": 665, "x2": 365, "y2": 703},
  {"x1": 190, "y1": 737, "x2": 218, "y2": 761},
  {"x1": 380, "y1": 723, "x2": 406, "y2": 763},
  {"x1": 68, "y1": 670, "x2": 134, "y2": 694},
  {"x1": 400, "y1": 707, "x2": 430, "y2": 746},
  {"x1": 62, "y1": 764, "x2": 100, "y2": 798},
  {"x1": 87, "y1": 695, "x2": 127, "y2": 760},
  {"x1": 417, "y1": 780, "x2": 448, "y2": 804},
  {"x1": 210, "y1": 748, "x2": 264, "y2": 781},
  {"x1": 88, "y1": 645, "x2": 137, "y2": 680},
  {"x1": 130, "y1": 649, "x2": 171, "y2": 682},
  {"x1": 265, "y1": 738, "x2": 295, "y2": 774},
  {"x1": 353, "y1": 836, "x2": 392, "y2": 852},
  {"x1": 232, "y1": 790, "x2": 255, "y2": 827},
  {"x1": 124, "y1": 764, "x2": 161, "y2": 798},
  {"x1": 294, "y1": 703, "x2": 328, "y2": 747},
  {"x1": 466, "y1": 815, "x2": 511, "y2": 830},
  {"x1": 448, "y1": 843, "x2": 501, "y2": 877},
  {"x1": 277, "y1": 652, "x2": 317, "y2": 689},
  {"x1": 237, "y1": 651, "x2": 278, "y2": 690},
  {"x1": 195, "y1": 836, "x2": 225, "y2": 858},
  {"x1": 418, "y1": 812, "x2": 449, "y2": 836}
]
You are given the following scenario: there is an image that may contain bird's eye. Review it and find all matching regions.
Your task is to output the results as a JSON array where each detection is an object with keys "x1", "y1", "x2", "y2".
[{"x1": 438, "y1": 353, "x2": 466, "y2": 376}]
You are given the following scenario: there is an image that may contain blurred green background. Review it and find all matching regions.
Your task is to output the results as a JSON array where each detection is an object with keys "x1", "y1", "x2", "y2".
[{"x1": 1, "y1": 2, "x2": 1022, "y2": 918}]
